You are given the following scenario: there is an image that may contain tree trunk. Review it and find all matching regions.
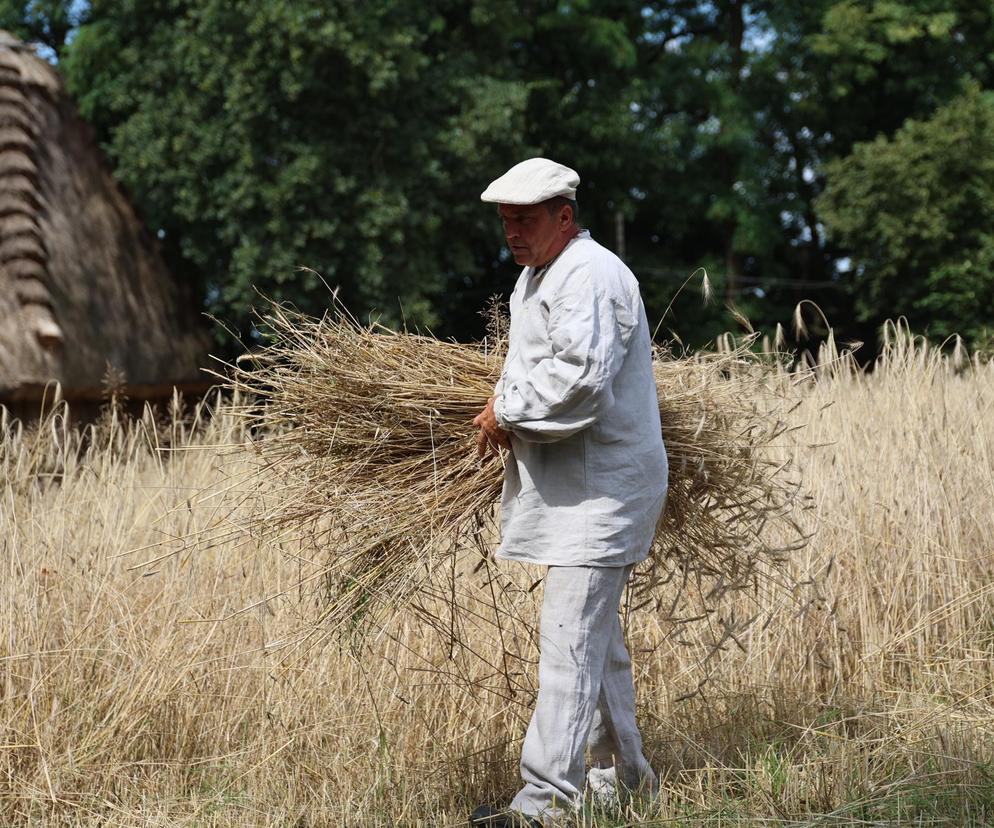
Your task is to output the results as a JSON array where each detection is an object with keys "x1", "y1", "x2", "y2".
[
  {"x1": 723, "y1": 0, "x2": 745, "y2": 303},
  {"x1": 724, "y1": 221, "x2": 742, "y2": 300}
]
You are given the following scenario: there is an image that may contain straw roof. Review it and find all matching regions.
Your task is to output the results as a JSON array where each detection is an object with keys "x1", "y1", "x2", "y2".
[{"x1": 0, "y1": 31, "x2": 209, "y2": 404}]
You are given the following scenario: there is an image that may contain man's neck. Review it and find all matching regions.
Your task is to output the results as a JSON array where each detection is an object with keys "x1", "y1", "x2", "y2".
[{"x1": 534, "y1": 225, "x2": 583, "y2": 270}]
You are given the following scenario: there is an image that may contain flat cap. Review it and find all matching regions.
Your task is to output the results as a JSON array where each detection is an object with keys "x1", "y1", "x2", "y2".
[{"x1": 480, "y1": 157, "x2": 580, "y2": 205}]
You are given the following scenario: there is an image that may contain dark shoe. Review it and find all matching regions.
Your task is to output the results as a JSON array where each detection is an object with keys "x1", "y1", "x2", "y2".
[{"x1": 469, "y1": 804, "x2": 542, "y2": 827}]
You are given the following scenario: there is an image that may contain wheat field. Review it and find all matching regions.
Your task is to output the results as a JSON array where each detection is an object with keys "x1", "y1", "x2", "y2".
[{"x1": 2, "y1": 333, "x2": 994, "y2": 826}]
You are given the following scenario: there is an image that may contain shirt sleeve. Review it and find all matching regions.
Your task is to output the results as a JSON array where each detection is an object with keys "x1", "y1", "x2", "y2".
[{"x1": 494, "y1": 264, "x2": 637, "y2": 442}]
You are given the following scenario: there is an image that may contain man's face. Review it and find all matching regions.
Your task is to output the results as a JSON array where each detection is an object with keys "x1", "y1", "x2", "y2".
[{"x1": 498, "y1": 203, "x2": 569, "y2": 267}]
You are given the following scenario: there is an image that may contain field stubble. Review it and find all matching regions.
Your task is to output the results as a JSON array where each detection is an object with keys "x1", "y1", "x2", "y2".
[{"x1": 2, "y1": 334, "x2": 994, "y2": 826}]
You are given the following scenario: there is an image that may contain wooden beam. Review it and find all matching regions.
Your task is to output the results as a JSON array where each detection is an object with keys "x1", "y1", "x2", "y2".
[{"x1": 0, "y1": 379, "x2": 217, "y2": 403}]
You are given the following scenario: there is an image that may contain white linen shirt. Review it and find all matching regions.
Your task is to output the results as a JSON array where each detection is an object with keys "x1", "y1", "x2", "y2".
[{"x1": 493, "y1": 231, "x2": 668, "y2": 567}]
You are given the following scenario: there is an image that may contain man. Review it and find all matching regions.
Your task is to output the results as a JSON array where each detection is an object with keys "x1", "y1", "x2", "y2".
[{"x1": 471, "y1": 157, "x2": 668, "y2": 826}]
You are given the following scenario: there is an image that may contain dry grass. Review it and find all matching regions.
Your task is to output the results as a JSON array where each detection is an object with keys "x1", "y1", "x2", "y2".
[
  {"x1": 2, "y1": 327, "x2": 994, "y2": 826},
  {"x1": 217, "y1": 302, "x2": 807, "y2": 661}
]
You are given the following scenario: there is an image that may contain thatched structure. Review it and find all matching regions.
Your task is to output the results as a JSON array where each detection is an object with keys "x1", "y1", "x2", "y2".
[{"x1": 0, "y1": 31, "x2": 209, "y2": 412}]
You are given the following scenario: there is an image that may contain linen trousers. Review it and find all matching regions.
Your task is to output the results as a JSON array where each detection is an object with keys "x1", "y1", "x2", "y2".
[{"x1": 510, "y1": 564, "x2": 657, "y2": 821}]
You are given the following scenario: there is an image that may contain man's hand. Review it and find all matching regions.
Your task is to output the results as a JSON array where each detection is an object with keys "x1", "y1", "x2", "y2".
[{"x1": 473, "y1": 396, "x2": 511, "y2": 459}]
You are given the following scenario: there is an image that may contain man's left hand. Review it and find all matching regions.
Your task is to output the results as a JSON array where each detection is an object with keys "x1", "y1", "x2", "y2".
[{"x1": 473, "y1": 396, "x2": 511, "y2": 459}]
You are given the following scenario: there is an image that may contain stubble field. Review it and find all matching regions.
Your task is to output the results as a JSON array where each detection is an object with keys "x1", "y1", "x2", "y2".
[{"x1": 2, "y1": 334, "x2": 994, "y2": 826}]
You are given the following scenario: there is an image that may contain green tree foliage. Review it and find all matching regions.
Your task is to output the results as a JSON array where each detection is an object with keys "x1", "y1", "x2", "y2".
[
  {"x1": 4, "y1": 0, "x2": 994, "y2": 352},
  {"x1": 817, "y1": 87, "x2": 994, "y2": 342},
  {"x1": 62, "y1": 0, "x2": 543, "y2": 346},
  {"x1": 627, "y1": 2, "x2": 813, "y2": 341},
  {"x1": 805, "y1": 1, "x2": 991, "y2": 141},
  {"x1": 57, "y1": 0, "x2": 662, "y2": 348},
  {"x1": 0, "y1": 0, "x2": 85, "y2": 56}
]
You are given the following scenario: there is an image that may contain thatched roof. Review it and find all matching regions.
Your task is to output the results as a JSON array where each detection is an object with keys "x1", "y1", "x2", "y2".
[{"x1": 0, "y1": 30, "x2": 209, "y2": 404}]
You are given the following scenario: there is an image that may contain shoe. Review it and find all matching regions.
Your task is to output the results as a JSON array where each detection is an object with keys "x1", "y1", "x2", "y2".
[
  {"x1": 586, "y1": 763, "x2": 660, "y2": 809},
  {"x1": 469, "y1": 804, "x2": 542, "y2": 827},
  {"x1": 587, "y1": 765, "x2": 620, "y2": 808}
]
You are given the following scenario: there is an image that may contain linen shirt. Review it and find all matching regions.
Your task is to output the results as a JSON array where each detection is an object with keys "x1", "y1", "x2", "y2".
[{"x1": 493, "y1": 231, "x2": 668, "y2": 567}]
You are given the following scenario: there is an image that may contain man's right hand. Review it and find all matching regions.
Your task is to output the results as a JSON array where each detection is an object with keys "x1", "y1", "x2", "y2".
[{"x1": 473, "y1": 396, "x2": 511, "y2": 460}]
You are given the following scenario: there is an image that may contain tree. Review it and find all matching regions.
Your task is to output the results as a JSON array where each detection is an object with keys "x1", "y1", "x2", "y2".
[
  {"x1": 13, "y1": 0, "x2": 994, "y2": 354},
  {"x1": 0, "y1": 0, "x2": 86, "y2": 57},
  {"x1": 816, "y1": 86, "x2": 994, "y2": 344},
  {"x1": 56, "y1": 1, "x2": 676, "y2": 349},
  {"x1": 60, "y1": 0, "x2": 540, "y2": 348},
  {"x1": 618, "y1": 2, "x2": 832, "y2": 342}
]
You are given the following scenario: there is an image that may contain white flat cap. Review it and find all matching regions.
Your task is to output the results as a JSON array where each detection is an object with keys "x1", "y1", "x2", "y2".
[{"x1": 480, "y1": 157, "x2": 580, "y2": 205}]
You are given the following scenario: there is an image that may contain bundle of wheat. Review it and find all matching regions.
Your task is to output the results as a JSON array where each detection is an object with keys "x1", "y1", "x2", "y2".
[{"x1": 220, "y1": 300, "x2": 808, "y2": 637}]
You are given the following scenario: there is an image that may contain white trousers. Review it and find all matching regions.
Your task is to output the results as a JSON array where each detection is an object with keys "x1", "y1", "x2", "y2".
[{"x1": 510, "y1": 565, "x2": 657, "y2": 820}]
